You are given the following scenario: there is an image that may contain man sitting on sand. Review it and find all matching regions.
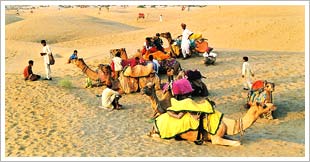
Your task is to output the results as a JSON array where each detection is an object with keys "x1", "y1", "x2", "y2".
[
  {"x1": 67, "y1": 50, "x2": 78, "y2": 63},
  {"x1": 23, "y1": 60, "x2": 41, "y2": 81},
  {"x1": 98, "y1": 85, "x2": 123, "y2": 110}
]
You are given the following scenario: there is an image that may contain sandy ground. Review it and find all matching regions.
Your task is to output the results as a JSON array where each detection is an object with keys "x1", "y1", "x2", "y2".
[{"x1": 3, "y1": 5, "x2": 307, "y2": 158}]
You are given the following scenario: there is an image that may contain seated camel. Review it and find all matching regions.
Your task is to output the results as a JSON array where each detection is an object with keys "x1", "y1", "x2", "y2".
[
  {"x1": 245, "y1": 80, "x2": 276, "y2": 120},
  {"x1": 160, "y1": 32, "x2": 181, "y2": 58},
  {"x1": 148, "y1": 97, "x2": 276, "y2": 147},
  {"x1": 118, "y1": 69, "x2": 161, "y2": 94},
  {"x1": 160, "y1": 32, "x2": 212, "y2": 57},
  {"x1": 71, "y1": 58, "x2": 119, "y2": 90}
]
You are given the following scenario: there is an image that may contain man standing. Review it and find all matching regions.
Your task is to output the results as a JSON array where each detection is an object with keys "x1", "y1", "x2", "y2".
[
  {"x1": 40, "y1": 40, "x2": 52, "y2": 80},
  {"x1": 180, "y1": 23, "x2": 193, "y2": 59},
  {"x1": 242, "y1": 56, "x2": 254, "y2": 90}
]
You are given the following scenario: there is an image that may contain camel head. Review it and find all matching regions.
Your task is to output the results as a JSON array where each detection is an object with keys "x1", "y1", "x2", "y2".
[
  {"x1": 175, "y1": 70, "x2": 186, "y2": 80},
  {"x1": 141, "y1": 82, "x2": 156, "y2": 96},
  {"x1": 110, "y1": 48, "x2": 127, "y2": 58},
  {"x1": 250, "y1": 102, "x2": 277, "y2": 116},
  {"x1": 98, "y1": 64, "x2": 112, "y2": 75},
  {"x1": 69, "y1": 58, "x2": 78, "y2": 64},
  {"x1": 264, "y1": 80, "x2": 275, "y2": 92},
  {"x1": 75, "y1": 58, "x2": 85, "y2": 69},
  {"x1": 160, "y1": 32, "x2": 172, "y2": 39},
  {"x1": 166, "y1": 67, "x2": 174, "y2": 77}
]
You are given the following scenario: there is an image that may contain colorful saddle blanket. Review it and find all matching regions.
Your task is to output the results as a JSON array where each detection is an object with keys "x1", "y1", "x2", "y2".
[
  {"x1": 162, "y1": 78, "x2": 193, "y2": 95},
  {"x1": 251, "y1": 80, "x2": 265, "y2": 91},
  {"x1": 143, "y1": 50, "x2": 170, "y2": 61}
]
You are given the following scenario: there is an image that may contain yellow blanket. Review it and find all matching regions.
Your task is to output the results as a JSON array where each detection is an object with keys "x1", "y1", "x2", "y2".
[
  {"x1": 167, "y1": 98, "x2": 214, "y2": 113},
  {"x1": 155, "y1": 112, "x2": 199, "y2": 139},
  {"x1": 203, "y1": 110, "x2": 223, "y2": 135},
  {"x1": 155, "y1": 98, "x2": 223, "y2": 138},
  {"x1": 189, "y1": 33, "x2": 202, "y2": 40}
]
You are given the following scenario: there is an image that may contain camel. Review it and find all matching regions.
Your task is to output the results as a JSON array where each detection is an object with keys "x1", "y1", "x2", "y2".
[
  {"x1": 161, "y1": 32, "x2": 215, "y2": 59},
  {"x1": 72, "y1": 58, "x2": 115, "y2": 88},
  {"x1": 141, "y1": 82, "x2": 173, "y2": 119},
  {"x1": 110, "y1": 48, "x2": 128, "y2": 60},
  {"x1": 160, "y1": 32, "x2": 181, "y2": 58},
  {"x1": 145, "y1": 82, "x2": 277, "y2": 146},
  {"x1": 245, "y1": 80, "x2": 275, "y2": 120}
]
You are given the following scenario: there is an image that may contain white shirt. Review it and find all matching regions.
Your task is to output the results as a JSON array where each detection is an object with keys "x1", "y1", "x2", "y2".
[
  {"x1": 152, "y1": 59, "x2": 160, "y2": 73},
  {"x1": 242, "y1": 62, "x2": 253, "y2": 77},
  {"x1": 181, "y1": 28, "x2": 193, "y2": 47},
  {"x1": 101, "y1": 88, "x2": 120, "y2": 109},
  {"x1": 42, "y1": 45, "x2": 52, "y2": 64},
  {"x1": 112, "y1": 57, "x2": 123, "y2": 71}
]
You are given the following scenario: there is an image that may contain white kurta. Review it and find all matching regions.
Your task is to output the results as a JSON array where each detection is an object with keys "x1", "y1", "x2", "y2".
[
  {"x1": 42, "y1": 45, "x2": 52, "y2": 79},
  {"x1": 42, "y1": 45, "x2": 52, "y2": 64},
  {"x1": 101, "y1": 88, "x2": 120, "y2": 109},
  {"x1": 112, "y1": 57, "x2": 123, "y2": 71},
  {"x1": 242, "y1": 62, "x2": 254, "y2": 89},
  {"x1": 181, "y1": 28, "x2": 193, "y2": 57}
]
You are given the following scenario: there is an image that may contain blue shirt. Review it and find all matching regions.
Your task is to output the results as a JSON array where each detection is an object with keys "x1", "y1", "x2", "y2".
[{"x1": 69, "y1": 54, "x2": 77, "y2": 60}]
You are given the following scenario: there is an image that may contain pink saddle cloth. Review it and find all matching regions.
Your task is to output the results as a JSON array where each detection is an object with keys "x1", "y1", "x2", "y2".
[{"x1": 163, "y1": 78, "x2": 193, "y2": 95}]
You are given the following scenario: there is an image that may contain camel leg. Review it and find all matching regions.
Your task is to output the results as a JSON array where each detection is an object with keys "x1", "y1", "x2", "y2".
[
  {"x1": 210, "y1": 122, "x2": 241, "y2": 146},
  {"x1": 148, "y1": 126, "x2": 160, "y2": 138},
  {"x1": 210, "y1": 135, "x2": 241, "y2": 146}
]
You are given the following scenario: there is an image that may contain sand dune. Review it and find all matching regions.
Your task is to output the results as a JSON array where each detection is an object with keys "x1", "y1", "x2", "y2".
[{"x1": 3, "y1": 5, "x2": 307, "y2": 158}]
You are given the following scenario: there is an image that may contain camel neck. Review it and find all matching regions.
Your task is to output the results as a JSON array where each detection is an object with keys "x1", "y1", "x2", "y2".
[
  {"x1": 239, "y1": 108, "x2": 261, "y2": 133},
  {"x1": 149, "y1": 92, "x2": 162, "y2": 112}
]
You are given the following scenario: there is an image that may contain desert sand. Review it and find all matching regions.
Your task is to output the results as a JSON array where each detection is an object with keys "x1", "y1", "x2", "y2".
[{"x1": 3, "y1": 5, "x2": 307, "y2": 158}]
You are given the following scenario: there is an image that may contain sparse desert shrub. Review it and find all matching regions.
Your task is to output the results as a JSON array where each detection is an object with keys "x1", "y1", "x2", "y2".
[{"x1": 58, "y1": 78, "x2": 72, "y2": 89}]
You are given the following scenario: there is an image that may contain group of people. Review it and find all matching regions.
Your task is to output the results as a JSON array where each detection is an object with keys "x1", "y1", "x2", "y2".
[
  {"x1": 141, "y1": 33, "x2": 165, "y2": 55},
  {"x1": 23, "y1": 40, "x2": 53, "y2": 81},
  {"x1": 24, "y1": 40, "x2": 81, "y2": 82},
  {"x1": 23, "y1": 23, "x2": 256, "y2": 114},
  {"x1": 100, "y1": 50, "x2": 161, "y2": 111},
  {"x1": 111, "y1": 51, "x2": 161, "y2": 79}
]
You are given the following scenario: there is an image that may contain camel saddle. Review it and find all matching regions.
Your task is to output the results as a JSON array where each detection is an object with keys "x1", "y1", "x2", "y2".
[
  {"x1": 123, "y1": 63, "x2": 154, "y2": 78},
  {"x1": 162, "y1": 78, "x2": 193, "y2": 95},
  {"x1": 168, "y1": 98, "x2": 214, "y2": 113},
  {"x1": 155, "y1": 98, "x2": 223, "y2": 139},
  {"x1": 118, "y1": 72, "x2": 139, "y2": 94},
  {"x1": 251, "y1": 80, "x2": 265, "y2": 92},
  {"x1": 143, "y1": 51, "x2": 170, "y2": 61}
]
